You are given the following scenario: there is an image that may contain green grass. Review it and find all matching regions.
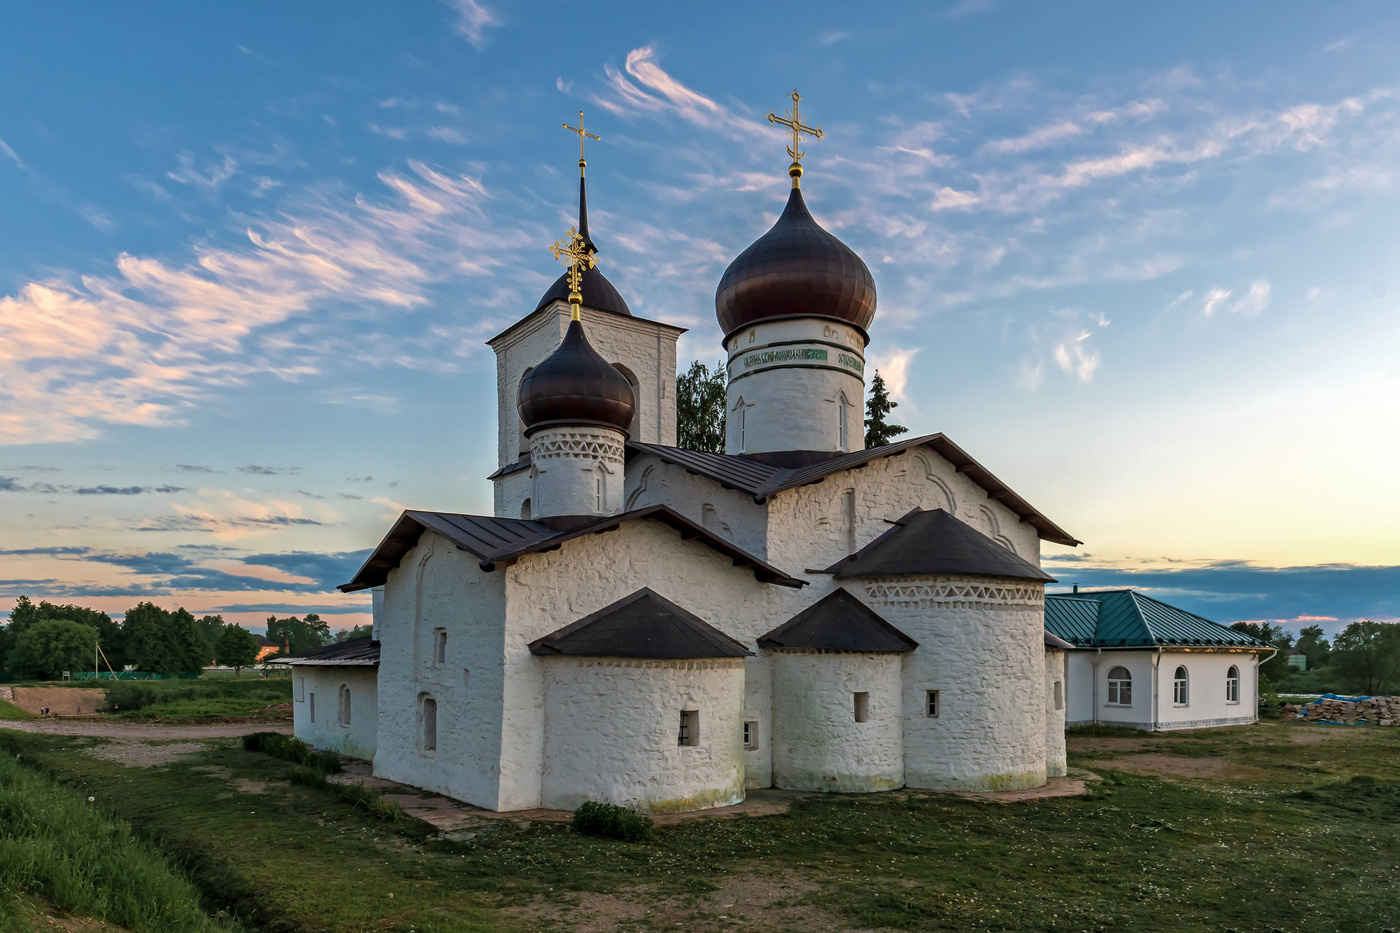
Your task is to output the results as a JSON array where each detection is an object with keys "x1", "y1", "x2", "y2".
[
  {"x1": 0, "y1": 701, "x2": 34, "y2": 721},
  {"x1": 0, "y1": 746, "x2": 221, "y2": 933},
  {"x1": 1, "y1": 720, "x2": 1399, "y2": 932},
  {"x1": 571, "y1": 801, "x2": 654, "y2": 842},
  {"x1": 103, "y1": 678, "x2": 290, "y2": 721}
]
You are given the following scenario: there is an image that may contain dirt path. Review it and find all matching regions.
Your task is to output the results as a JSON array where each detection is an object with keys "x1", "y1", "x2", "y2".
[{"x1": 0, "y1": 719, "x2": 291, "y2": 739}]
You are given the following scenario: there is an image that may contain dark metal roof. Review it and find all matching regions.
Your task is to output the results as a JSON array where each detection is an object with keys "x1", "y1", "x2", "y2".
[
  {"x1": 626, "y1": 433, "x2": 1080, "y2": 547},
  {"x1": 1044, "y1": 590, "x2": 1274, "y2": 649},
  {"x1": 529, "y1": 587, "x2": 752, "y2": 659},
  {"x1": 535, "y1": 265, "x2": 632, "y2": 317},
  {"x1": 757, "y1": 588, "x2": 917, "y2": 653},
  {"x1": 339, "y1": 504, "x2": 806, "y2": 592},
  {"x1": 268, "y1": 635, "x2": 380, "y2": 667},
  {"x1": 716, "y1": 185, "x2": 877, "y2": 339},
  {"x1": 517, "y1": 319, "x2": 636, "y2": 435},
  {"x1": 825, "y1": 508, "x2": 1057, "y2": 582}
]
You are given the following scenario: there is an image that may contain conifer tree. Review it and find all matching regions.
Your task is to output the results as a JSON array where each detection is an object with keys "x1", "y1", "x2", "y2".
[{"x1": 864, "y1": 370, "x2": 907, "y2": 448}]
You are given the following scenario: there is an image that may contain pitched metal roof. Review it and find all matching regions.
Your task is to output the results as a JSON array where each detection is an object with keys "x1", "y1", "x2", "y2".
[
  {"x1": 822, "y1": 508, "x2": 1057, "y2": 582},
  {"x1": 266, "y1": 635, "x2": 380, "y2": 667},
  {"x1": 1044, "y1": 630, "x2": 1075, "y2": 650},
  {"x1": 627, "y1": 433, "x2": 1080, "y2": 547},
  {"x1": 1044, "y1": 590, "x2": 1273, "y2": 649},
  {"x1": 528, "y1": 588, "x2": 752, "y2": 659},
  {"x1": 339, "y1": 505, "x2": 805, "y2": 592},
  {"x1": 757, "y1": 589, "x2": 917, "y2": 653}
]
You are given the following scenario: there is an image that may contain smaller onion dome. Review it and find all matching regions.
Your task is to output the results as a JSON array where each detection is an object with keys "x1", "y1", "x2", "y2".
[
  {"x1": 517, "y1": 320, "x2": 636, "y2": 436},
  {"x1": 715, "y1": 185, "x2": 877, "y2": 339}
]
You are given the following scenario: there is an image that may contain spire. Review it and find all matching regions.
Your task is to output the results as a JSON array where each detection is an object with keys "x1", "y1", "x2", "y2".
[{"x1": 563, "y1": 111, "x2": 600, "y2": 250}]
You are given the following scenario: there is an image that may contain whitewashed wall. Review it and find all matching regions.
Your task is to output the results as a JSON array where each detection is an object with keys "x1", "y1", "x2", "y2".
[
  {"x1": 528, "y1": 424, "x2": 626, "y2": 518},
  {"x1": 1081, "y1": 650, "x2": 1157, "y2": 730},
  {"x1": 622, "y1": 455, "x2": 770, "y2": 557},
  {"x1": 1043, "y1": 649, "x2": 1067, "y2": 777},
  {"x1": 1154, "y1": 651, "x2": 1259, "y2": 730},
  {"x1": 373, "y1": 532, "x2": 509, "y2": 809},
  {"x1": 769, "y1": 650, "x2": 904, "y2": 792},
  {"x1": 1065, "y1": 651, "x2": 1097, "y2": 725},
  {"x1": 540, "y1": 657, "x2": 745, "y2": 813},
  {"x1": 858, "y1": 575, "x2": 1047, "y2": 791},
  {"x1": 292, "y1": 666, "x2": 379, "y2": 761}
]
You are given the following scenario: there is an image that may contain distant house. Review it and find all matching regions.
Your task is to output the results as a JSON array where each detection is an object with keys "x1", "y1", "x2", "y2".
[
  {"x1": 1287, "y1": 648, "x2": 1308, "y2": 671},
  {"x1": 1045, "y1": 589, "x2": 1276, "y2": 731},
  {"x1": 253, "y1": 634, "x2": 281, "y2": 661}
]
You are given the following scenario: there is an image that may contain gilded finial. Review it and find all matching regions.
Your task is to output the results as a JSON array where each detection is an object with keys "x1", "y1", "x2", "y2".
[
  {"x1": 767, "y1": 89, "x2": 823, "y2": 188},
  {"x1": 550, "y1": 225, "x2": 597, "y2": 321},
  {"x1": 562, "y1": 110, "x2": 600, "y2": 176}
]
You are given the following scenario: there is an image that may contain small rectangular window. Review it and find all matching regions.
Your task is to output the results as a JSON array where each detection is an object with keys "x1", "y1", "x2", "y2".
[
  {"x1": 1053, "y1": 680, "x2": 1064, "y2": 711},
  {"x1": 678, "y1": 709, "x2": 699, "y2": 747},
  {"x1": 294, "y1": 677, "x2": 304, "y2": 702},
  {"x1": 309, "y1": 692, "x2": 315, "y2": 723},
  {"x1": 463, "y1": 668, "x2": 470, "y2": 689},
  {"x1": 743, "y1": 720, "x2": 758, "y2": 750},
  {"x1": 854, "y1": 692, "x2": 870, "y2": 723},
  {"x1": 926, "y1": 690, "x2": 939, "y2": 718},
  {"x1": 433, "y1": 629, "x2": 446, "y2": 666}
]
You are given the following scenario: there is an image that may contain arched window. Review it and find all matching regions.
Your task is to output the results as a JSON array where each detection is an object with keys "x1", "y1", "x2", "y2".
[
  {"x1": 837, "y1": 392, "x2": 850, "y2": 451},
  {"x1": 1173, "y1": 666, "x2": 1189, "y2": 706},
  {"x1": 419, "y1": 695, "x2": 437, "y2": 753},
  {"x1": 338, "y1": 684, "x2": 351, "y2": 728},
  {"x1": 520, "y1": 498, "x2": 532, "y2": 520},
  {"x1": 1106, "y1": 666, "x2": 1132, "y2": 706},
  {"x1": 1225, "y1": 665, "x2": 1240, "y2": 704},
  {"x1": 593, "y1": 468, "x2": 605, "y2": 513}
]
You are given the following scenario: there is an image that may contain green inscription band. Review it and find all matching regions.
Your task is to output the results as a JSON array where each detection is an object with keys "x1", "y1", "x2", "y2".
[{"x1": 743, "y1": 347, "x2": 828, "y2": 367}]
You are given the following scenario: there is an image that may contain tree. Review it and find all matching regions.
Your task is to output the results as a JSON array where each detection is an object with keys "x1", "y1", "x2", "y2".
[
  {"x1": 1331, "y1": 620, "x2": 1400, "y2": 695},
  {"x1": 266, "y1": 613, "x2": 331, "y2": 656},
  {"x1": 1295, "y1": 624, "x2": 1332, "y2": 670},
  {"x1": 216, "y1": 625, "x2": 261, "y2": 677},
  {"x1": 335, "y1": 624, "x2": 374, "y2": 643},
  {"x1": 3, "y1": 597, "x2": 123, "y2": 671},
  {"x1": 197, "y1": 615, "x2": 226, "y2": 662},
  {"x1": 676, "y1": 359, "x2": 726, "y2": 453},
  {"x1": 864, "y1": 370, "x2": 908, "y2": 448},
  {"x1": 1230, "y1": 621, "x2": 1294, "y2": 683},
  {"x1": 8, "y1": 619, "x2": 100, "y2": 681}
]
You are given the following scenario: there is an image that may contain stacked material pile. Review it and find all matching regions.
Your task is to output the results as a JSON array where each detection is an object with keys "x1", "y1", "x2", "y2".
[{"x1": 1280, "y1": 694, "x2": 1400, "y2": 725}]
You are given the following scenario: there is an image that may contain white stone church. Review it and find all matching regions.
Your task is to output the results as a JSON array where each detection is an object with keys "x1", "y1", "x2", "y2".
[{"x1": 279, "y1": 136, "x2": 1269, "y2": 813}]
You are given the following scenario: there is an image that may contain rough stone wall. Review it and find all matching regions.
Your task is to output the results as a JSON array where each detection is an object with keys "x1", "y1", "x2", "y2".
[
  {"x1": 858, "y1": 574, "x2": 1047, "y2": 791},
  {"x1": 501, "y1": 518, "x2": 802, "y2": 810},
  {"x1": 292, "y1": 666, "x2": 379, "y2": 761},
  {"x1": 765, "y1": 447, "x2": 1042, "y2": 576},
  {"x1": 1154, "y1": 650, "x2": 1258, "y2": 731},
  {"x1": 1043, "y1": 649, "x2": 1067, "y2": 777},
  {"x1": 769, "y1": 650, "x2": 904, "y2": 792},
  {"x1": 528, "y1": 424, "x2": 627, "y2": 518},
  {"x1": 725, "y1": 318, "x2": 866, "y2": 455},
  {"x1": 622, "y1": 454, "x2": 770, "y2": 558},
  {"x1": 540, "y1": 657, "x2": 746, "y2": 813},
  {"x1": 494, "y1": 468, "x2": 532, "y2": 520},
  {"x1": 373, "y1": 532, "x2": 509, "y2": 809},
  {"x1": 489, "y1": 302, "x2": 680, "y2": 472}
]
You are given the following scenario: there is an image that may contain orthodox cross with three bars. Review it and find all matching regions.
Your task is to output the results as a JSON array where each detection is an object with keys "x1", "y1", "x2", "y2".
[
  {"x1": 562, "y1": 110, "x2": 600, "y2": 167},
  {"x1": 550, "y1": 225, "x2": 596, "y2": 319},
  {"x1": 768, "y1": 89, "x2": 823, "y2": 166}
]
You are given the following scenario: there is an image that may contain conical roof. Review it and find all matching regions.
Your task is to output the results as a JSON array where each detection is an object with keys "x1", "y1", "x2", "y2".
[
  {"x1": 517, "y1": 319, "x2": 636, "y2": 435},
  {"x1": 825, "y1": 508, "x2": 1056, "y2": 582},
  {"x1": 715, "y1": 185, "x2": 877, "y2": 338}
]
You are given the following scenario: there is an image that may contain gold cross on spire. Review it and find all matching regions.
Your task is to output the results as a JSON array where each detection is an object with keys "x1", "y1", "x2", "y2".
[
  {"x1": 767, "y1": 89, "x2": 823, "y2": 186},
  {"x1": 550, "y1": 225, "x2": 597, "y2": 320},
  {"x1": 562, "y1": 110, "x2": 600, "y2": 173}
]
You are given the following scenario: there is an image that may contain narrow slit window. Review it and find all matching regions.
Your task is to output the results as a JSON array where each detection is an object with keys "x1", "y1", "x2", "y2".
[
  {"x1": 743, "y1": 720, "x2": 758, "y2": 750},
  {"x1": 433, "y1": 629, "x2": 447, "y2": 667},
  {"x1": 339, "y1": 684, "x2": 351, "y2": 727},
  {"x1": 739, "y1": 407, "x2": 746, "y2": 450},
  {"x1": 1053, "y1": 680, "x2": 1064, "y2": 711},
  {"x1": 926, "y1": 690, "x2": 939, "y2": 718},
  {"x1": 854, "y1": 692, "x2": 870, "y2": 723},
  {"x1": 838, "y1": 396, "x2": 848, "y2": 451},
  {"x1": 309, "y1": 692, "x2": 316, "y2": 723},
  {"x1": 677, "y1": 710, "x2": 699, "y2": 747},
  {"x1": 594, "y1": 473, "x2": 603, "y2": 512},
  {"x1": 420, "y1": 696, "x2": 437, "y2": 753}
]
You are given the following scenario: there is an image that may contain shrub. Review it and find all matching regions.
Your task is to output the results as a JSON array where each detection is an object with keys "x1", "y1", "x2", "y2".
[
  {"x1": 334, "y1": 782, "x2": 404, "y2": 822},
  {"x1": 287, "y1": 766, "x2": 328, "y2": 789},
  {"x1": 571, "y1": 801, "x2": 654, "y2": 842},
  {"x1": 242, "y1": 732, "x2": 341, "y2": 774}
]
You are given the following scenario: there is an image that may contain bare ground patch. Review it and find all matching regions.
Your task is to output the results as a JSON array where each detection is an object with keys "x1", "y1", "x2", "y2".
[
  {"x1": 505, "y1": 868, "x2": 888, "y2": 933},
  {"x1": 84, "y1": 741, "x2": 207, "y2": 768},
  {"x1": 1080, "y1": 753, "x2": 1272, "y2": 782}
]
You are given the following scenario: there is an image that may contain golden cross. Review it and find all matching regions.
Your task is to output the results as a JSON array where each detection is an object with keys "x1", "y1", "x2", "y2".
[
  {"x1": 767, "y1": 89, "x2": 823, "y2": 175},
  {"x1": 562, "y1": 110, "x2": 600, "y2": 167},
  {"x1": 549, "y1": 225, "x2": 597, "y2": 319}
]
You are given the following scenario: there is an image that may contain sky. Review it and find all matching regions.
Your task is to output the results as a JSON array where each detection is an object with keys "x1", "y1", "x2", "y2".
[{"x1": 1, "y1": 2, "x2": 1397, "y2": 636}]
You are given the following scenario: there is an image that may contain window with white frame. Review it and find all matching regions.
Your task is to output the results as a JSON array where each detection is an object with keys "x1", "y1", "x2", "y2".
[
  {"x1": 1173, "y1": 666, "x2": 1189, "y2": 706},
  {"x1": 1226, "y1": 665, "x2": 1240, "y2": 704},
  {"x1": 338, "y1": 684, "x2": 351, "y2": 727},
  {"x1": 926, "y1": 690, "x2": 940, "y2": 718},
  {"x1": 743, "y1": 720, "x2": 758, "y2": 750},
  {"x1": 677, "y1": 709, "x2": 699, "y2": 747},
  {"x1": 1106, "y1": 666, "x2": 1132, "y2": 706}
]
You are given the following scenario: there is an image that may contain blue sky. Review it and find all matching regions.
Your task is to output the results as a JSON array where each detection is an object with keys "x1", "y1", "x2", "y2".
[{"x1": 2, "y1": 2, "x2": 1397, "y2": 635}]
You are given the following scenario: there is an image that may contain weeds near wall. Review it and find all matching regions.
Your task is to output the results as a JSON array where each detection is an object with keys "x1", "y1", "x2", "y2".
[
  {"x1": 242, "y1": 731, "x2": 342, "y2": 773},
  {"x1": 571, "y1": 801, "x2": 654, "y2": 842},
  {"x1": 246, "y1": 733, "x2": 401, "y2": 821}
]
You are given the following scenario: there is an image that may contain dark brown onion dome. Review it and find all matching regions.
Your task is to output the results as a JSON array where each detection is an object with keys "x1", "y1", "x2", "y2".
[
  {"x1": 534, "y1": 265, "x2": 631, "y2": 316},
  {"x1": 715, "y1": 186, "x2": 877, "y2": 340},
  {"x1": 517, "y1": 319, "x2": 636, "y2": 436}
]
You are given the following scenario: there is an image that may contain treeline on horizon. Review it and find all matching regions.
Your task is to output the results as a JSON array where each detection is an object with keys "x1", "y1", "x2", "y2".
[
  {"x1": 0, "y1": 596, "x2": 370, "y2": 681},
  {"x1": 1232, "y1": 619, "x2": 1400, "y2": 697}
]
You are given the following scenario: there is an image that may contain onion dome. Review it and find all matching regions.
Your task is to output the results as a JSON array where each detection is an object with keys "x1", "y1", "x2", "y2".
[
  {"x1": 715, "y1": 185, "x2": 877, "y2": 339},
  {"x1": 517, "y1": 320, "x2": 636, "y2": 436},
  {"x1": 534, "y1": 170, "x2": 632, "y2": 316}
]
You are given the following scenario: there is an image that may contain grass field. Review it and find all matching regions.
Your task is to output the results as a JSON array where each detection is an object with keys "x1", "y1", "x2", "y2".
[
  {"x1": 103, "y1": 679, "x2": 291, "y2": 721},
  {"x1": 0, "y1": 720, "x2": 1397, "y2": 933},
  {"x1": 0, "y1": 701, "x2": 34, "y2": 721}
]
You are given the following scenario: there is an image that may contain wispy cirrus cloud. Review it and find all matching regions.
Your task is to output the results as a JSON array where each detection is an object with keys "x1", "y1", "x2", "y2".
[{"x1": 443, "y1": 0, "x2": 500, "y2": 49}]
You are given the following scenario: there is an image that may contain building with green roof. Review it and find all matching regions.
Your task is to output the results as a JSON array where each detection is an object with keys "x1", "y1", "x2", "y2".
[{"x1": 1045, "y1": 589, "x2": 1276, "y2": 731}]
